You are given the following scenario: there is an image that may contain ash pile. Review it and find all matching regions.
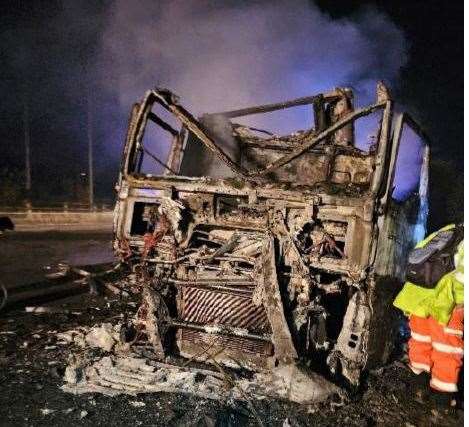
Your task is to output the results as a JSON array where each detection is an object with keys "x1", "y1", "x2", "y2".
[{"x1": 57, "y1": 270, "x2": 342, "y2": 407}]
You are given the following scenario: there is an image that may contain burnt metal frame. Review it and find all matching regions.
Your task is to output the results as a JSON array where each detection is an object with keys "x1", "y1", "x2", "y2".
[
  {"x1": 121, "y1": 88, "x2": 395, "y2": 196},
  {"x1": 379, "y1": 112, "x2": 431, "y2": 212},
  {"x1": 114, "y1": 84, "x2": 431, "y2": 382}
]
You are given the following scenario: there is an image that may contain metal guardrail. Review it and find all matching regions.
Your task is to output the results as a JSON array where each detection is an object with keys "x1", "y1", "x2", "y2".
[
  {"x1": 0, "y1": 203, "x2": 113, "y2": 213},
  {"x1": 0, "y1": 208, "x2": 114, "y2": 231}
]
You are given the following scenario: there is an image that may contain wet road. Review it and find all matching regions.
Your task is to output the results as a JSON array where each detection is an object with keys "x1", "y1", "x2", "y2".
[{"x1": 0, "y1": 231, "x2": 114, "y2": 290}]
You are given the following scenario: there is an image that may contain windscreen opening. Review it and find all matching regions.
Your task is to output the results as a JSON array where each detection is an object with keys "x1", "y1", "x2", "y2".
[
  {"x1": 353, "y1": 110, "x2": 382, "y2": 153},
  {"x1": 391, "y1": 123, "x2": 425, "y2": 202},
  {"x1": 127, "y1": 90, "x2": 386, "y2": 192},
  {"x1": 135, "y1": 104, "x2": 180, "y2": 175},
  {"x1": 233, "y1": 104, "x2": 314, "y2": 136}
]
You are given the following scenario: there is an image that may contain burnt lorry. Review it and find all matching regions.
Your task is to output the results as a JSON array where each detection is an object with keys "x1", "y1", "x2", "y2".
[{"x1": 112, "y1": 82, "x2": 429, "y2": 385}]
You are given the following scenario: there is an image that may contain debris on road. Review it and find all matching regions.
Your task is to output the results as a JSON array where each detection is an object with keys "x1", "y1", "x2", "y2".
[
  {"x1": 25, "y1": 306, "x2": 81, "y2": 315},
  {"x1": 1, "y1": 261, "x2": 126, "y2": 311},
  {"x1": 129, "y1": 401, "x2": 146, "y2": 408},
  {"x1": 83, "y1": 323, "x2": 119, "y2": 352},
  {"x1": 61, "y1": 338, "x2": 341, "y2": 405},
  {"x1": 0, "y1": 290, "x2": 463, "y2": 426},
  {"x1": 52, "y1": 315, "x2": 342, "y2": 405}
]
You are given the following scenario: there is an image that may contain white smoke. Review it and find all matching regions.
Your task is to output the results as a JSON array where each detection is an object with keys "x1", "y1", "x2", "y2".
[{"x1": 100, "y1": 0, "x2": 407, "y2": 119}]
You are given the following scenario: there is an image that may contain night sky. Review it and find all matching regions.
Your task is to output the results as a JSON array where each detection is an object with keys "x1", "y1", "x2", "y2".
[{"x1": 0, "y1": 1, "x2": 463, "y2": 228}]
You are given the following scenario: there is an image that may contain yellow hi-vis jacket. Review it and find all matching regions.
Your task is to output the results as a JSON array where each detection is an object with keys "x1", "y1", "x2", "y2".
[{"x1": 393, "y1": 224, "x2": 464, "y2": 325}]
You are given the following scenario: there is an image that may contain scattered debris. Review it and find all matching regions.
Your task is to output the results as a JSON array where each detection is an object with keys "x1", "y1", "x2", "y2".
[
  {"x1": 44, "y1": 263, "x2": 71, "y2": 279},
  {"x1": 84, "y1": 323, "x2": 119, "y2": 352},
  {"x1": 62, "y1": 351, "x2": 341, "y2": 405},
  {"x1": 0, "y1": 262, "x2": 125, "y2": 311},
  {"x1": 103, "y1": 282, "x2": 126, "y2": 296},
  {"x1": 0, "y1": 293, "x2": 462, "y2": 426},
  {"x1": 44, "y1": 345, "x2": 57, "y2": 350},
  {"x1": 56, "y1": 320, "x2": 341, "y2": 404},
  {"x1": 25, "y1": 306, "x2": 81, "y2": 315},
  {"x1": 3, "y1": 279, "x2": 90, "y2": 309},
  {"x1": 56, "y1": 328, "x2": 88, "y2": 347},
  {"x1": 40, "y1": 408, "x2": 56, "y2": 416}
]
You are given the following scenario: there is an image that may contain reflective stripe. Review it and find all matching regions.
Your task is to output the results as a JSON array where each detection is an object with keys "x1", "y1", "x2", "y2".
[
  {"x1": 432, "y1": 341, "x2": 464, "y2": 355},
  {"x1": 454, "y1": 271, "x2": 464, "y2": 283},
  {"x1": 409, "y1": 365, "x2": 423, "y2": 375},
  {"x1": 443, "y1": 327, "x2": 463, "y2": 336},
  {"x1": 411, "y1": 331, "x2": 431, "y2": 343},
  {"x1": 409, "y1": 362, "x2": 430, "y2": 373},
  {"x1": 430, "y1": 377, "x2": 458, "y2": 392}
]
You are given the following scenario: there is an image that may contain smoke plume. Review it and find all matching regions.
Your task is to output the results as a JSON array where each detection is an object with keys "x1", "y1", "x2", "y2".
[
  {"x1": 100, "y1": 0, "x2": 407, "y2": 134},
  {"x1": 0, "y1": 1, "x2": 410, "y2": 199}
]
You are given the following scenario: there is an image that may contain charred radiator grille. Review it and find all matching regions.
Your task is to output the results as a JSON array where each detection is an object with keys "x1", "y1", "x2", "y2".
[
  {"x1": 181, "y1": 329, "x2": 273, "y2": 356},
  {"x1": 180, "y1": 286, "x2": 269, "y2": 333}
]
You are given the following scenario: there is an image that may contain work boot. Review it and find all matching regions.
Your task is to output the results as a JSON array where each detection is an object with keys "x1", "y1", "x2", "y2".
[
  {"x1": 412, "y1": 372, "x2": 430, "y2": 403},
  {"x1": 430, "y1": 390, "x2": 457, "y2": 412}
]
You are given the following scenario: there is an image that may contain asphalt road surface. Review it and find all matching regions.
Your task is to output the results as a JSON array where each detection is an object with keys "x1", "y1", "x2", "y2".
[
  {"x1": 0, "y1": 231, "x2": 114, "y2": 290},
  {"x1": 0, "y1": 231, "x2": 463, "y2": 426}
]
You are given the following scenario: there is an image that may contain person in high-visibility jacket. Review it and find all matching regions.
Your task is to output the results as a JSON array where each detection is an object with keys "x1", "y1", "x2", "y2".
[{"x1": 394, "y1": 224, "x2": 464, "y2": 402}]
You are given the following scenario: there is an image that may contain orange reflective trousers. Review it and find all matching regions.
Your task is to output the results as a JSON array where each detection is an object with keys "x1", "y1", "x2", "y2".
[{"x1": 408, "y1": 307, "x2": 464, "y2": 392}]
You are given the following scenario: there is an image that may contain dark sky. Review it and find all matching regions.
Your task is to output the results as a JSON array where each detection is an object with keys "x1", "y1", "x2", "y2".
[{"x1": 0, "y1": 1, "x2": 463, "y2": 225}]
